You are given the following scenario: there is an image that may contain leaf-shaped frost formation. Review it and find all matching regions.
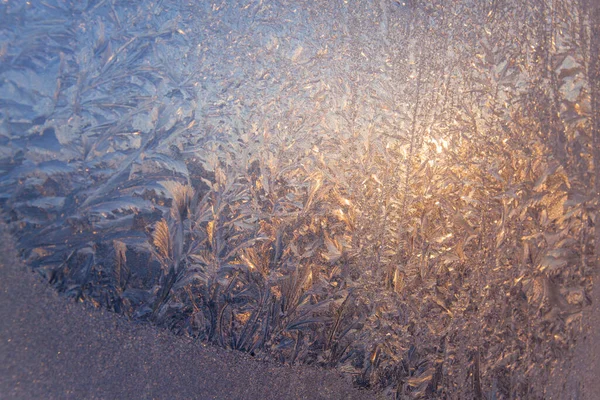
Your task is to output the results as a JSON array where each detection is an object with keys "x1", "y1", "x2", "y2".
[
  {"x1": 153, "y1": 219, "x2": 172, "y2": 262},
  {"x1": 160, "y1": 180, "x2": 195, "y2": 221}
]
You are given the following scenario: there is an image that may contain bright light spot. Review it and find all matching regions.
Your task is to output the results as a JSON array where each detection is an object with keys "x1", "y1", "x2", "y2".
[{"x1": 428, "y1": 137, "x2": 449, "y2": 153}]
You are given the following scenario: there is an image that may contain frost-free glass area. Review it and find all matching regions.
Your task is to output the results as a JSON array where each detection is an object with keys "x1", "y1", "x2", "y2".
[{"x1": 1, "y1": 1, "x2": 599, "y2": 398}]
